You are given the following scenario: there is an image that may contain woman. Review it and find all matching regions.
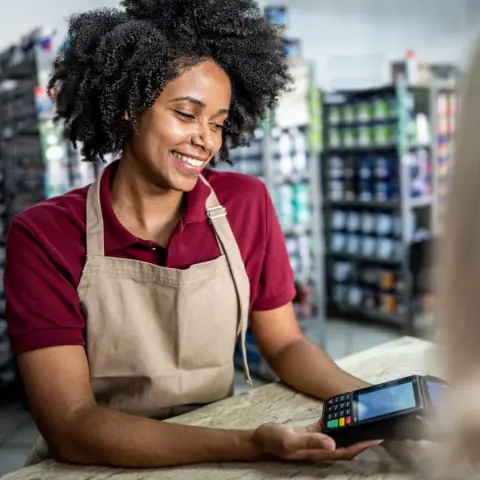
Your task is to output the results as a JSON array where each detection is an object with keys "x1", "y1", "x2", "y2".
[{"x1": 5, "y1": 0, "x2": 379, "y2": 468}]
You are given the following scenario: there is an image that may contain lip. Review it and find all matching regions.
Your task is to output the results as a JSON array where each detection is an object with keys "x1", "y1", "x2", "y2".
[{"x1": 172, "y1": 150, "x2": 209, "y2": 162}]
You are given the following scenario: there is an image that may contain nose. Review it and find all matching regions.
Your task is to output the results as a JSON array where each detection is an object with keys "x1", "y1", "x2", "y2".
[{"x1": 191, "y1": 122, "x2": 215, "y2": 153}]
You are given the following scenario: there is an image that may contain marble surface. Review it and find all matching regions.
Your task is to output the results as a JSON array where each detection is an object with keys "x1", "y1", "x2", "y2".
[{"x1": 2, "y1": 336, "x2": 440, "y2": 480}]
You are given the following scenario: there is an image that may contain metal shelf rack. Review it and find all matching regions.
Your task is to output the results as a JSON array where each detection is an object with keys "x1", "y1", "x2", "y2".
[
  {"x1": 0, "y1": 28, "x2": 79, "y2": 392},
  {"x1": 321, "y1": 74, "x2": 440, "y2": 335},
  {"x1": 224, "y1": 62, "x2": 326, "y2": 381}
]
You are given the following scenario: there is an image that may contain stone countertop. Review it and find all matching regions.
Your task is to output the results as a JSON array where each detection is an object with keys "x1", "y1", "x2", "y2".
[{"x1": 2, "y1": 336, "x2": 440, "y2": 480}]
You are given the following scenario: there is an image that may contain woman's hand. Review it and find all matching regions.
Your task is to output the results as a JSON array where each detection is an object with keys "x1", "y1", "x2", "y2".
[{"x1": 252, "y1": 420, "x2": 382, "y2": 462}]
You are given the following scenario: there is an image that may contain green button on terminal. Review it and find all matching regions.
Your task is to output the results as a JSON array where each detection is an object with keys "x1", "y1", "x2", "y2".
[{"x1": 327, "y1": 419, "x2": 339, "y2": 429}]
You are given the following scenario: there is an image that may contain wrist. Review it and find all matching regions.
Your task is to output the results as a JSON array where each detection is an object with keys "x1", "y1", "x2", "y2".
[
  {"x1": 341, "y1": 374, "x2": 370, "y2": 393},
  {"x1": 232, "y1": 429, "x2": 264, "y2": 462}
]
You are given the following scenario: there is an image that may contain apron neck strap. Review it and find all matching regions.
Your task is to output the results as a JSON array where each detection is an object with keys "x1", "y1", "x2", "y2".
[
  {"x1": 199, "y1": 174, "x2": 252, "y2": 386},
  {"x1": 200, "y1": 174, "x2": 227, "y2": 220},
  {"x1": 85, "y1": 168, "x2": 106, "y2": 257}
]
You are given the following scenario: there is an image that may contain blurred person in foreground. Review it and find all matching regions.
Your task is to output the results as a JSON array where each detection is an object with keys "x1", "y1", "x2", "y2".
[
  {"x1": 4, "y1": 0, "x2": 384, "y2": 469},
  {"x1": 427, "y1": 33, "x2": 480, "y2": 478},
  {"x1": 391, "y1": 32, "x2": 480, "y2": 480}
]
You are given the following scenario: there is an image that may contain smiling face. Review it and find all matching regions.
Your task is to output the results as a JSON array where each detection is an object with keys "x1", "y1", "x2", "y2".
[{"x1": 124, "y1": 60, "x2": 232, "y2": 192}]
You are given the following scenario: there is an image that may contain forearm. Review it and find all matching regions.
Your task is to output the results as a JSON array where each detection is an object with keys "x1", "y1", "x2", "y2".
[
  {"x1": 51, "y1": 404, "x2": 260, "y2": 468},
  {"x1": 269, "y1": 338, "x2": 370, "y2": 400}
]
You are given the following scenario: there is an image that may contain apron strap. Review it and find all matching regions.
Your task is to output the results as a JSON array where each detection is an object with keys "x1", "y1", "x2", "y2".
[
  {"x1": 85, "y1": 168, "x2": 106, "y2": 257},
  {"x1": 199, "y1": 175, "x2": 252, "y2": 387}
]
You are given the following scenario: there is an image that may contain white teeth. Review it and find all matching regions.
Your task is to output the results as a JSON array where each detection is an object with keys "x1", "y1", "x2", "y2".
[{"x1": 172, "y1": 151, "x2": 203, "y2": 167}]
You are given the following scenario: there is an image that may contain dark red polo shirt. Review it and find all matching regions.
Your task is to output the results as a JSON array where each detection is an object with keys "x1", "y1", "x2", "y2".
[{"x1": 5, "y1": 161, "x2": 296, "y2": 356}]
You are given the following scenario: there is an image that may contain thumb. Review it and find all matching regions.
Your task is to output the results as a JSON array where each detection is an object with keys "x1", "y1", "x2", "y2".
[{"x1": 306, "y1": 420, "x2": 323, "y2": 434}]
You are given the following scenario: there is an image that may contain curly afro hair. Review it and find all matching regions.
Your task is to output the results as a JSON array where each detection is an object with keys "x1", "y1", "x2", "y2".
[{"x1": 48, "y1": 0, "x2": 291, "y2": 163}]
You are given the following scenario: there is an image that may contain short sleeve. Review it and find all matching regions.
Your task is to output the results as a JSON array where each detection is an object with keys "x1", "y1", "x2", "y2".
[
  {"x1": 250, "y1": 186, "x2": 296, "y2": 311},
  {"x1": 5, "y1": 216, "x2": 86, "y2": 355}
]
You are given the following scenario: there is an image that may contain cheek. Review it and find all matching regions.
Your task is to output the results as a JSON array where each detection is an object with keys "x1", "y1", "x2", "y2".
[
  {"x1": 149, "y1": 111, "x2": 190, "y2": 148},
  {"x1": 134, "y1": 117, "x2": 180, "y2": 155},
  {"x1": 212, "y1": 130, "x2": 225, "y2": 152}
]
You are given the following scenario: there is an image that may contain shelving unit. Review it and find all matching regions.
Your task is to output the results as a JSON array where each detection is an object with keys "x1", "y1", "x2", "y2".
[
  {"x1": 432, "y1": 82, "x2": 458, "y2": 234},
  {"x1": 0, "y1": 29, "x2": 92, "y2": 391},
  {"x1": 228, "y1": 63, "x2": 326, "y2": 381},
  {"x1": 321, "y1": 75, "x2": 439, "y2": 335},
  {"x1": 0, "y1": 28, "x2": 55, "y2": 390}
]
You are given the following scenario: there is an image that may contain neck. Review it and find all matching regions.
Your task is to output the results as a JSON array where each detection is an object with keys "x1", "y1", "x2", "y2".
[{"x1": 110, "y1": 159, "x2": 184, "y2": 244}]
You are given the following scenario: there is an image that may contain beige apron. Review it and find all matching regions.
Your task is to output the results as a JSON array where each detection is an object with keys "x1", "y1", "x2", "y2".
[{"x1": 25, "y1": 171, "x2": 252, "y2": 465}]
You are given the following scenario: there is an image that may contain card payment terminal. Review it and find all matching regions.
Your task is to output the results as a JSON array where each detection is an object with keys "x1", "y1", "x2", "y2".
[{"x1": 322, "y1": 375, "x2": 446, "y2": 447}]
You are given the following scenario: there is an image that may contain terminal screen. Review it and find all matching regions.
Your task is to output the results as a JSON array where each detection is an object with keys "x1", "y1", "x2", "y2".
[{"x1": 357, "y1": 381, "x2": 416, "y2": 422}]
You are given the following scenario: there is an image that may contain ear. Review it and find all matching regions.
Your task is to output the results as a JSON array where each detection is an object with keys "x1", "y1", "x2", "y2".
[{"x1": 124, "y1": 111, "x2": 129, "y2": 121}]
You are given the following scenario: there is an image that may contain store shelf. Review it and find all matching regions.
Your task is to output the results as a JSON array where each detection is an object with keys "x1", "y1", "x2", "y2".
[
  {"x1": 0, "y1": 55, "x2": 36, "y2": 82},
  {"x1": 328, "y1": 302, "x2": 404, "y2": 328},
  {"x1": 228, "y1": 63, "x2": 326, "y2": 377},
  {"x1": 410, "y1": 196, "x2": 433, "y2": 208},
  {"x1": 331, "y1": 85, "x2": 396, "y2": 98},
  {"x1": 407, "y1": 143, "x2": 431, "y2": 150},
  {"x1": 325, "y1": 199, "x2": 400, "y2": 209},
  {"x1": 327, "y1": 251, "x2": 402, "y2": 266},
  {"x1": 325, "y1": 145, "x2": 397, "y2": 154},
  {"x1": 283, "y1": 225, "x2": 312, "y2": 236},
  {"x1": 0, "y1": 28, "x2": 85, "y2": 393},
  {"x1": 272, "y1": 172, "x2": 311, "y2": 186}
]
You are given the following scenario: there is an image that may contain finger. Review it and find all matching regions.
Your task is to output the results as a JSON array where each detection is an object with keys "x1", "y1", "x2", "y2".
[
  {"x1": 288, "y1": 439, "x2": 382, "y2": 462},
  {"x1": 349, "y1": 440, "x2": 383, "y2": 450},
  {"x1": 335, "y1": 440, "x2": 383, "y2": 459},
  {"x1": 283, "y1": 432, "x2": 336, "y2": 453},
  {"x1": 299, "y1": 433, "x2": 336, "y2": 452},
  {"x1": 289, "y1": 447, "x2": 365, "y2": 462}
]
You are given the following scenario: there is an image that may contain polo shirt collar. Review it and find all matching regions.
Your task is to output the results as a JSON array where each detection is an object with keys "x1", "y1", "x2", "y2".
[{"x1": 100, "y1": 160, "x2": 211, "y2": 252}]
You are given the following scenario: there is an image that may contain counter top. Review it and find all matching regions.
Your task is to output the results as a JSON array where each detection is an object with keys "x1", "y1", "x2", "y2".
[{"x1": 3, "y1": 336, "x2": 440, "y2": 480}]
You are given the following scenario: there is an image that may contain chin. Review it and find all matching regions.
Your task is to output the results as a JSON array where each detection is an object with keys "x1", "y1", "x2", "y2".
[{"x1": 169, "y1": 172, "x2": 201, "y2": 193}]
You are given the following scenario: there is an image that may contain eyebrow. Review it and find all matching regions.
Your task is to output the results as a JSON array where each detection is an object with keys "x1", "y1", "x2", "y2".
[{"x1": 169, "y1": 96, "x2": 229, "y2": 115}]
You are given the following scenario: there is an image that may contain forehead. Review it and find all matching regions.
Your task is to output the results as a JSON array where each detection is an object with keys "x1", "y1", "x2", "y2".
[{"x1": 160, "y1": 61, "x2": 232, "y2": 108}]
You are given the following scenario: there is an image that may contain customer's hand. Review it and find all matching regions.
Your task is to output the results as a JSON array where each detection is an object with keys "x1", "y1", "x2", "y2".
[
  {"x1": 382, "y1": 439, "x2": 443, "y2": 474},
  {"x1": 252, "y1": 421, "x2": 381, "y2": 462}
]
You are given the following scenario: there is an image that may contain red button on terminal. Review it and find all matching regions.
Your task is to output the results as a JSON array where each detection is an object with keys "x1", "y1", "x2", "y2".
[{"x1": 346, "y1": 416, "x2": 351, "y2": 425}]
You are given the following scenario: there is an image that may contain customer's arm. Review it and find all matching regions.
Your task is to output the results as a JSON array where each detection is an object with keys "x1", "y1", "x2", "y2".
[
  {"x1": 19, "y1": 345, "x2": 260, "y2": 467},
  {"x1": 252, "y1": 303, "x2": 370, "y2": 401}
]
